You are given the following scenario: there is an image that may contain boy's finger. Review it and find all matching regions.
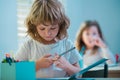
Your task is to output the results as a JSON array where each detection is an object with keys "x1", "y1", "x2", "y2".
[{"x1": 44, "y1": 54, "x2": 52, "y2": 58}]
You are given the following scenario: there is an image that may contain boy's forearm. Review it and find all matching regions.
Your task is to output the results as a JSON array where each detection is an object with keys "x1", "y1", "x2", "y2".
[
  {"x1": 64, "y1": 63, "x2": 80, "y2": 76},
  {"x1": 36, "y1": 60, "x2": 41, "y2": 71}
]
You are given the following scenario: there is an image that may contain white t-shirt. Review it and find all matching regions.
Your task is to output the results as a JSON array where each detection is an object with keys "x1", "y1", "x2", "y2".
[
  {"x1": 83, "y1": 48, "x2": 116, "y2": 68},
  {"x1": 15, "y1": 38, "x2": 82, "y2": 78}
]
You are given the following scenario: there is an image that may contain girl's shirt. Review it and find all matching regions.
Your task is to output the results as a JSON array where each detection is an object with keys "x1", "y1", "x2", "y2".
[
  {"x1": 83, "y1": 48, "x2": 115, "y2": 68},
  {"x1": 14, "y1": 38, "x2": 82, "y2": 78}
]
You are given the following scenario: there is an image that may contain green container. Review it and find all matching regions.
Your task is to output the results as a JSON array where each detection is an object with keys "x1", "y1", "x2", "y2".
[
  {"x1": 0, "y1": 63, "x2": 1, "y2": 80},
  {"x1": 1, "y1": 63, "x2": 16, "y2": 80},
  {"x1": 0, "y1": 62, "x2": 35, "y2": 80}
]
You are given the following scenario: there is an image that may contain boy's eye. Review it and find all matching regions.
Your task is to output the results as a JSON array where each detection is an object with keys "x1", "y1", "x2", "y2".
[
  {"x1": 40, "y1": 28, "x2": 45, "y2": 30},
  {"x1": 51, "y1": 27, "x2": 56, "y2": 30}
]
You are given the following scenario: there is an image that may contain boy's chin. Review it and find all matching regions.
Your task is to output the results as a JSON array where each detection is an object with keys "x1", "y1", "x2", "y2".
[
  {"x1": 42, "y1": 38, "x2": 56, "y2": 44},
  {"x1": 44, "y1": 39, "x2": 54, "y2": 41}
]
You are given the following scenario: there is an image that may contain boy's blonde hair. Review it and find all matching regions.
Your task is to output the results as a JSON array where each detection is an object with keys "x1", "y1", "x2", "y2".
[
  {"x1": 75, "y1": 20, "x2": 104, "y2": 54},
  {"x1": 25, "y1": 0, "x2": 70, "y2": 43}
]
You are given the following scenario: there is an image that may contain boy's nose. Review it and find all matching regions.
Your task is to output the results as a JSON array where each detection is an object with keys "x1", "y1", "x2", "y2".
[{"x1": 46, "y1": 31, "x2": 51, "y2": 36}]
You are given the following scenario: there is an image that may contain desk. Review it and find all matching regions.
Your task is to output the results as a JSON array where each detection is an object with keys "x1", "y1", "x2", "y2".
[
  {"x1": 108, "y1": 63, "x2": 120, "y2": 78},
  {"x1": 37, "y1": 78, "x2": 120, "y2": 80},
  {"x1": 90, "y1": 63, "x2": 120, "y2": 78}
]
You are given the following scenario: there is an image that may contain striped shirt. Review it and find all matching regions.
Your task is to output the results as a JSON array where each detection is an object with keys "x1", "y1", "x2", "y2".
[{"x1": 15, "y1": 38, "x2": 82, "y2": 78}]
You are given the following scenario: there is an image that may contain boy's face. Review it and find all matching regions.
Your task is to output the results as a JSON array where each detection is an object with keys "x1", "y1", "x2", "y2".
[
  {"x1": 36, "y1": 23, "x2": 59, "y2": 42},
  {"x1": 82, "y1": 26, "x2": 99, "y2": 49}
]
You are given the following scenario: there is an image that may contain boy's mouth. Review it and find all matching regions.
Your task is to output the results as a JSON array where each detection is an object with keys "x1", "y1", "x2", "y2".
[{"x1": 46, "y1": 36, "x2": 52, "y2": 38}]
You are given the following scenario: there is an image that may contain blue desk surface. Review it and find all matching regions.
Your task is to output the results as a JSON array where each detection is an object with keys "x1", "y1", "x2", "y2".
[
  {"x1": 37, "y1": 78, "x2": 120, "y2": 80},
  {"x1": 37, "y1": 78, "x2": 93, "y2": 80}
]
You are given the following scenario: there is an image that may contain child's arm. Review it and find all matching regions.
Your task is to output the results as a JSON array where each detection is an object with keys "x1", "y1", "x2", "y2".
[
  {"x1": 64, "y1": 62, "x2": 80, "y2": 76},
  {"x1": 54, "y1": 56, "x2": 80, "y2": 75},
  {"x1": 36, "y1": 54, "x2": 53, "y2": 71},
  {"x1": 94, "y1": 37, "x2": 116, "y2": 64},
  {"x1": 100, "y1": 48, "x2": 116, "y2": 64}
]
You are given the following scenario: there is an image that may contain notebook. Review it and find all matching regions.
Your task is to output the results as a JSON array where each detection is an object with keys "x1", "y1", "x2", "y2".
[{"x1": 69, "y1": 58, "x2": 108, "y2": 80}]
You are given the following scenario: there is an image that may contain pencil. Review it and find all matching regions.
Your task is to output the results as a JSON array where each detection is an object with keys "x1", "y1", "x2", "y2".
[
  {"x1": 52, "y1": 47, "x2": 76, "y2": 61},
  {"x1": 59, "y1": 47, "x2": 75, "y2": 57}
]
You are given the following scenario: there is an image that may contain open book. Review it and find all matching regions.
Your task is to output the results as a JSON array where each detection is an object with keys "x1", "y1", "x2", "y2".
[{"x1": 69, "y1": 58, "x2": 108, "y2": 80}]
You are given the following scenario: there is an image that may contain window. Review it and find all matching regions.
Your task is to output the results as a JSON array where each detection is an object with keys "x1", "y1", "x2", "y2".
[{"x1": 17, "y1": 0, "x2": 34, "y2": 46}]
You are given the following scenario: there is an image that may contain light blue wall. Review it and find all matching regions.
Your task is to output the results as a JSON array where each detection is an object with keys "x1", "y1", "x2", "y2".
[
  {"x1": 0, "y1": 0, "x2": 120, "y2": 56},
  {"x1": 66, "y1": 0, "x2": 120, "y2": 54},
  {"x1": 0, "y1": 0, "x2": 18, "y2": 54}
]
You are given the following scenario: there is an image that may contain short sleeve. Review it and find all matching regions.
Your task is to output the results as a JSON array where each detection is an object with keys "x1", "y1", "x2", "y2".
[
  {"x1": 69, "y1": 49, "x2": 82, "y2": 64},
  {"x1": 64, "y1": 39, "x2": 82, "y2": 64}
]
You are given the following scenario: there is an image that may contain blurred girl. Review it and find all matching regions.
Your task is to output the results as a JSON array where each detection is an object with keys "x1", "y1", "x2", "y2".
[{"x1": 75, "y1": 20, "x2": 115, "y2": 67}]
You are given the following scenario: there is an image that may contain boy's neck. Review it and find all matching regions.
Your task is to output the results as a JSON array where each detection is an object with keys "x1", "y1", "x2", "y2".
[{"x1": 42, "y1": 40, "x2": 56, "y2": 45}]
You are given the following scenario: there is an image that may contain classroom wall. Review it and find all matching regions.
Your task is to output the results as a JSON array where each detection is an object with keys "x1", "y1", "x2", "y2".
[
  {"x1": 0, "y1": 0, "x2": 18, "y2": 55},
  {"x1": 0, "y1": 0, "x2": 120, "y2": 58},
  {"x1": 66, "y1": 0, "x2": 120, "y2": 54}
]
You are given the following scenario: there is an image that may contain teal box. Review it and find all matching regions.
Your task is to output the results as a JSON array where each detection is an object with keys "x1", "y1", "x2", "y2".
[
  {"x1": 0, "y1": 63, "x2": 1, "y2": 80},
  {"x1": 0, "y1": 62, "x2": 36, "y2": 80},
  {"x1": 1, "y1": 63, "x2": 16, "y2": 80},
  {"x1": 16, "y1": 62, "x2": 36, "y2": 80}
]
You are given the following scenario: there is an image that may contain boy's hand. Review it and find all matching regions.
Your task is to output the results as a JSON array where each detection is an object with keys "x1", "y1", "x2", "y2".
[
  {"x1": 53, "y1": 54, "x2": 70, "y2": 70},
  {"x1": 52, "y1": 54, "x2": 60, "y2": 61},
  {"x1": 37, "y1": 54, "x2": 53, "y2": 68}
]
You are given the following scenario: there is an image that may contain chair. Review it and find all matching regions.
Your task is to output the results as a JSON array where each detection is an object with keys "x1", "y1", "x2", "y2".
[{"x1": 82, "y1": 63, "x2": 108, "y2": 78}]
